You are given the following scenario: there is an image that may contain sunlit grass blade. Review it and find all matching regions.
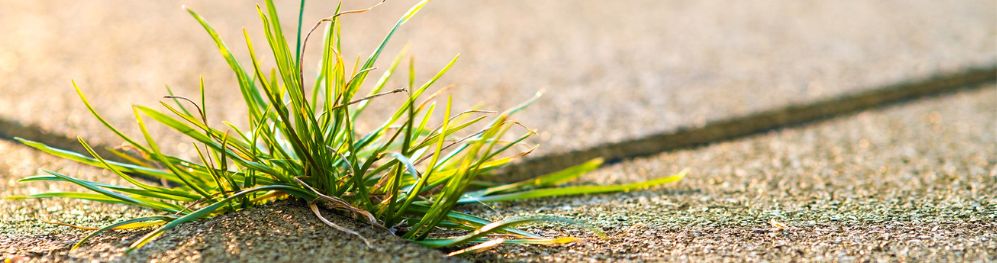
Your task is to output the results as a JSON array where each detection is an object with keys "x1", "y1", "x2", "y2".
[
  {"x1": 354, "y1": 46, "x2": 408, "y2": 118},
  {"x1": 460, "y1": 169, "x2": 688, "y2": 204},
  {"x1": 17, "y1": 176, "x2": 196, "y2": 201},
  {"x1": 77, "y1": 137, "x2": 200, "y2": 200},
  {"x1": 133, "y1": 107, "x2": 215, "y2": 200},
  {"x1": 405, "y1": 203, "x2": 540, "y2": 238},
  {"x1": 346, "y1": 0, "x2": 429, "y2": 97},
  {"x1": 7, "y1": 192, "x2": 131, "y2": 205},
  {"x1": 72, "y1": 216, "x2": 174, "y2": 250},
  {"x1": 41, "y1": 170, "x2": 184, "y2": 213},
  {"x1": 72, "y1": 83, "x2": 149, "y2": 153},
  {"x1": 469, "y1": 158, "x2": 604, "y2": 197},
  {"x1": 417, "y1": 215, "x2": 605, "y2": 248},
  {"x1": 15, "y1": 138, "x2": 184, "y2": 184},
  {"x1": 186, "y1": 7, "x2": 266, "y2": 124},
  {"x1": 405, "y1": 115, "x2": 510, "y2": 240},
  {"x1": 445, "y1": 238, "x2": 505, "y2": 256}
]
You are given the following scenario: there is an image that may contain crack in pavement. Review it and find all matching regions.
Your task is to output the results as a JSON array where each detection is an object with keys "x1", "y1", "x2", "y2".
[
  {"x1": 1, "y1": 64, "x2": 994, "y2": 178},
  {"x1": 501, "y1": 63, "x2": 996, "y2": 179}
]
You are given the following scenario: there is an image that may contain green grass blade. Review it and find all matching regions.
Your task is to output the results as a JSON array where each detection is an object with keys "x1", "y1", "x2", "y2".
[
  {"x1": 133, "y1": 107, "x2": 215, "y2": 199},
  {"x1": 469, "y1": 158, "x2": 604, "y2": 197},
  {"x1": 72, "y1": 83, "x2": 149, "y2": 153},
  {"x1": 9, "y1": 192, "x2": 128, "y2": 204},
  {"x1": 405, "y1": 203, "x2": 539, "y2": 238},
  {"x1": 294, "y1": 0, "x2": 306, "y2": 64},
  {"x1": 77, "y1": 137, "x2": 201, "y2": 200},
  {"x1": 15, "y1": 138, "x2": 184, "y2": 184},
  {"x1": 354, "y1": 47, "x2": 408, "y2": 118},
  {"x1": 345, "y1": 0, "x2": 429, "y2": 96},
  {"x1": 72, "y1": 216, "x2": 174, "y2": 250},
  {"x1": 18, "y1": 175, "x2": 197, "y2": 202},
  {"x1": 417, "y1": 215, "x2": 604, "y2": 248},
  {"x1": 42, "y1": 170, "x2": 183, "y2": 213},
  {"x1": 461, "y1": 169, "x2": 688, "y2": 204},
  {"x1": 185, "y1": 7, "x2": 265, "y2": 124}
]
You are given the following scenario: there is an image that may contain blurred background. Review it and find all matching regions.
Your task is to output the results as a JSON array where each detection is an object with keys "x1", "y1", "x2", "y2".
[{"x1": 0, "y1": 0, "x2": 993, "y2": 156}]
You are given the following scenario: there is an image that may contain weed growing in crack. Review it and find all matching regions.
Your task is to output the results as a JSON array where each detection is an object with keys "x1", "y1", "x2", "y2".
[{"x1": 9, "y1": 0, "x2": 686, "y2": 255}]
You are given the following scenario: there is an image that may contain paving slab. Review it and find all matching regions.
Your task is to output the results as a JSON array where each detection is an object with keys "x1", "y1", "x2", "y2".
[
  {"x1": 468, "y1": 87, "x2": 997, "y2": 261},
  {"x1": 0, "y1": 0, "x2": 993, "y2": 155}
]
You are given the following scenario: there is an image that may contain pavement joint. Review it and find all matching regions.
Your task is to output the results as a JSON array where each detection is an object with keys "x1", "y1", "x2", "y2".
[{"x1": 502, "y1": 63, "x2": 996, "y2": 179}]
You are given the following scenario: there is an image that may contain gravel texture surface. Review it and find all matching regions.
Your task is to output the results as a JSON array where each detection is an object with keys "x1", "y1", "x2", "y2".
[
  {"x1": 2, "y1": 202, "x2": 455, "y2": 262},
  {"x1": 468, "y1": 87, "x2": 997, "y2": 261},
  {"x1": 0, "y1": 0, "x2": 993, "y2": 155}
]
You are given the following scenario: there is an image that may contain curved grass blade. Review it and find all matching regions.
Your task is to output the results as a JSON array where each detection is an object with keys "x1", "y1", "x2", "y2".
[
  {"x1": 77, "y1": 137, "x2": 201, "y2": 200},
  {"x1": 469, "y1": 158, "x2": 604, "y2": 197},
  {"x1": 15, "y1": 138, "x2": 184, "y2": 184},
  {"x1": 8, "y1": 192, "x2": 129, "y2": 205},
  {"x1": 132, "y1": 107, "x2": 215, "y2": 199},
  {"x1": 345, "y1": 0, "x2": 430, "y2": 96},
  {"x1": 72, "y1": 216, "x2": 175, "y2": 250},
  {"x1": 42, "y1": 170, "x2": 184, "y2": 213},
  {"x1": 72, "y1": 83, "x2": 150, "y2": 154},
  {"x1": 17, "y1": 176, "x2": 196, "y2": 202},
  {"x1": 417, "y1": 215, "x2": 605, "y2": 248},
  {"x1": 460, "y1": 169, "x2": 688, "y2": 204},
  {"x1": 446, "y1": 238, "x2": 504, "y2": 256},
  {"x1": 186, "y1": 7, "x2": 265, "y2": 124},
  {"x1": 404, "y1": 203, "x2": 539, "y2": 238}
]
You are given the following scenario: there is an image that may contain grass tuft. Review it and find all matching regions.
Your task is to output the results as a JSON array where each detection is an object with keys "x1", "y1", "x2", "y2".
[{"x1": 10, "y1": 0, "x2": 686, "y2": 254}]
